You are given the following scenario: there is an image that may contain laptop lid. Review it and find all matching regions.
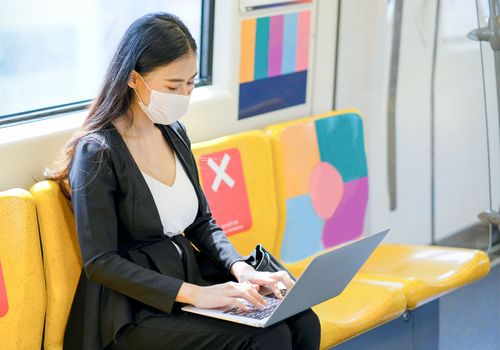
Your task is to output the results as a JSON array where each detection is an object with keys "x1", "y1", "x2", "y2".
[{"x1": 265, "y1": 228, "x2": 390, "y2": 327}]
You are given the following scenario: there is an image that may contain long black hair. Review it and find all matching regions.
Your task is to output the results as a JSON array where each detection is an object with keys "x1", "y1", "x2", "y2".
[{"x1": 45, "y1": 12, "x2": 197, "y2": 199}]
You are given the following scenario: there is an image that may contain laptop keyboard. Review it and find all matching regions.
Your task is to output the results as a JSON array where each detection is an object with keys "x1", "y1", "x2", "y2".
[{"x1": 222, "y1": 289, "x2": 288, "y2": 320}]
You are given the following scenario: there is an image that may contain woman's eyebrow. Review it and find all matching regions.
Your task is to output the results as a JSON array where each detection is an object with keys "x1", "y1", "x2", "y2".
[{"x1": 164, "y1": 72, "x2": 198, "y2": 82}]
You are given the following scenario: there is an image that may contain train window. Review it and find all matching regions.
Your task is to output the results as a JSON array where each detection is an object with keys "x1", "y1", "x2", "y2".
[{"x1": 0, "y1": 0, "x2": 213, "y2": 125}]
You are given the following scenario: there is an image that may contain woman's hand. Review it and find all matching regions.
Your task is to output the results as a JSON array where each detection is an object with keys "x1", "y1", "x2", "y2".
[
  {"x1": 230, "y1": 261, "x2": 295, "y2": 299},
  {"x1": 188, "y1": 281, "x2": 268, "y2": 311}
]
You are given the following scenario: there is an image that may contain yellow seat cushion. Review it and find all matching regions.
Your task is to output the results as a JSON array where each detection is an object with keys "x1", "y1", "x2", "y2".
[
  {"x1": 287, "y1": 243, "x2": 490, "y2": 310},
  {"x1": 0, "y1": 188, "x2": 46, "y2": 350},
  {"x1": 313, "y1": 279, "x2": 406, "y2": 349},
  {"x1": 358, "y1": 243, "x2": 490, "y2": 309},
  {"x1": 285, "y1": 241, "x2": 490, "y2": 312},
  {"x1": 30, "y1": 181, "x2": 82, "y2": 350}
]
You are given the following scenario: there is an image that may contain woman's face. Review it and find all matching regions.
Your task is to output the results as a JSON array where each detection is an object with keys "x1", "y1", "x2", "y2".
[{"x1": 129, "y1": 51, "x2": 197, "y2": 106}]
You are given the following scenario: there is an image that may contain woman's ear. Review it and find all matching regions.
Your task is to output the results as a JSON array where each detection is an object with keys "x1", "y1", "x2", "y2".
[{"x1": 128, "y1": 70, "x2": 139, "y2": 89}]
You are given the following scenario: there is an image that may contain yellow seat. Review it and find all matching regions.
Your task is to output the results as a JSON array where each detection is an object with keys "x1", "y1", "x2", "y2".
[
  {"x1": 282, "y1": 242, "x2": 490, "y2": 311},
  {"x1": 192, "y1": 130, "x2": 279, "y2": 256},
  {"x1": 30, "y1": 181, "x2": 82, "y2": 350},
  {"x1": 266, "y1": 108, "x2": 491, "y2": 314},
  {"x1": 0, "y1": 188, "x2": 46, "y2": 349},
  {"x1": 193, "y1": 124, "x2": 407, "y2": 350},
  {"x1": 314, "y1": 280, "x2": 406, "y2": 349},
  {"x1": 358, "y1": 244, "x2": 490, "y2": 309}
]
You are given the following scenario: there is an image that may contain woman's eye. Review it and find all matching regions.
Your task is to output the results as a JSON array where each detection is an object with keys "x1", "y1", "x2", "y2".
[
  {"x1": 167, "y1": 87, "x2": 178, "y2": 91},
  {"x1": 187, "y1": 81, "x2": 194, "y2": 85}
]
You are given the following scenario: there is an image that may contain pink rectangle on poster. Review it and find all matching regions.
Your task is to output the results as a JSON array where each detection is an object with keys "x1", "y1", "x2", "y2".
[
  {"x1": 268, "y1": 15, "x2": 284, "y2": 77},
  {"x1": 296, "y1": 11, "x2": 310, "y2": 71}
]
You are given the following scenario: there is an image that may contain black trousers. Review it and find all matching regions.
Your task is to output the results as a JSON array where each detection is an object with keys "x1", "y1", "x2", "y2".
[{"x1": 107, "y1": 303, "x2": 321, "y2": 350}]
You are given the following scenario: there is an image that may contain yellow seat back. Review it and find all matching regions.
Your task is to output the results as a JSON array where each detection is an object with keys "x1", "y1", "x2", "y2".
[
  {"x1": 0, "y1": 188, "x2": 46, "y2": 349},
  {"x1": 192, "y1": 130, "x2": 279, "y2": 256},
  {"x1": 265, "y1": 108, "x2": 369, "y2": 263},
  {"x1": 30, "y1": 181, "x2": 82, "y2": 350}
]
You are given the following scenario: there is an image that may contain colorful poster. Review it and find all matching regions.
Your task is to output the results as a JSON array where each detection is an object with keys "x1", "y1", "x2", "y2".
[
  {"x1": 239, "y1": 10, "x2": 311, "y2": 119},
  {"x1": 276, "y1": 113, "x2": 369, "y2": 263},
  {"x1": 198, "y1": 148, "x2": 253, "y2": 236}
]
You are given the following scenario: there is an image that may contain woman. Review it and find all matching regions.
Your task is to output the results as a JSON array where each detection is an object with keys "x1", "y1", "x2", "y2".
[{"x1": 46, "y1": 12, "x2": 321, "y2": 350}]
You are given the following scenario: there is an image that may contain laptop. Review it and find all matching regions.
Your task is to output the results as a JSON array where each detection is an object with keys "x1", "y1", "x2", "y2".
[{"x1": 181, "y1": 228, "x2": 389, "y2": 328}]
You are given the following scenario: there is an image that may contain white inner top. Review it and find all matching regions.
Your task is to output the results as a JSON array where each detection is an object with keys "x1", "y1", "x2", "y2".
[{"x1": 141, "y1": 152, "x2": 199, "y2": 258}]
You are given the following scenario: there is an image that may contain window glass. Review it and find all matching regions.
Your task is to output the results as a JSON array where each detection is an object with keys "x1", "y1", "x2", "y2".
[{"x1": 0, "y1": 0, "x2": 203, "y2": 118}]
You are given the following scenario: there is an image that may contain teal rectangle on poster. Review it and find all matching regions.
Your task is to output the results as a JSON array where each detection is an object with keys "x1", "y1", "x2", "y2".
[
  {"x1": 315, "y1": 114, "x2": 368, "y2": 182},
  {"x1": 254, "y1": 17, "x2": 270, "y2": 80}
]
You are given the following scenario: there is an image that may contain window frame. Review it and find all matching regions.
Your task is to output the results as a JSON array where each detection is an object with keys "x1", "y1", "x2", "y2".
[{"x1": 0, "y1": 0, "x2": 215, "y2": 127}]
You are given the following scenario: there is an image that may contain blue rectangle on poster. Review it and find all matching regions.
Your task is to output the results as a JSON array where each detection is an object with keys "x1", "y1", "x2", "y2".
[{"x1": 238, "y1": 70, "x2": 307, "y2": 119}]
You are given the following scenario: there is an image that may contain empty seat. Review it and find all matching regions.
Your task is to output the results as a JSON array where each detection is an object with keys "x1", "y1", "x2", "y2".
[
  {"x1": 265, "y1": 108, "x2": 491, "y2": 311},
  {"x1": 314, "y1": 279, "x2": 406, "y2": 349},
  {"x1": 358, "y1": 244, "x2": 490, "y2": 309}
]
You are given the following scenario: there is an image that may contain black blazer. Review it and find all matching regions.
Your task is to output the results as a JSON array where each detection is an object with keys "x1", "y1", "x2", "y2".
[{"x1": 64, "y1": 121, "x2": 245, "y2": 349}]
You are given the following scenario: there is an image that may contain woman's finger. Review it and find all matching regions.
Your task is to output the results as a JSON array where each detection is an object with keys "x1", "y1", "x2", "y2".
[
  {"x1": 245, "y1": 285, "x2": 267, "y2": 307},
  {"x1": 263, "y1": 270, "x2": 293, "y2": 289},
  {"x1": 241, "y1": 280, "x2": 259, "y2": 290},
  {"x1": 253, "y1": 276, "x2": 283, "y2": 299},
  {"x1": 224, "y1": 282, "x2": 267, "y2": 307},
  {"x1": 275, "y1": 270, "x2": 295, "y2": 289},
  {"x1": 225, "y1": 296, "x2": 250, "y2": 312},
  {"x1": 237, "y1": 284, "x2": 267, "y2": 308}
]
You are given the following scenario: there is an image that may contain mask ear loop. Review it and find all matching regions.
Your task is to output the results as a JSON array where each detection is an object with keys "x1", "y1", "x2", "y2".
[
  {"x1": 132, "y1": 72, "x2": 150, "y2": 105},
  {"x1": 136, "y1": 73, "x2": 152, "y2": 90},
  {"x1": 133, "y1": 88, "x2": 146, "y2": 105}
]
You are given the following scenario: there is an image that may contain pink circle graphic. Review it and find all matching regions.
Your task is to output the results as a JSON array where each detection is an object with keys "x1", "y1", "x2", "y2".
[{"x1": 309, "y1": 162, "x2": 344, "y2": 220}]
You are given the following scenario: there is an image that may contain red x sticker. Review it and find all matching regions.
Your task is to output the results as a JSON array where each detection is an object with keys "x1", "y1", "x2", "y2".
[
  {"x1": 0, "y1": 260, "x2": 8, "y2": 317},
  {"x1": 198, "y1": 148, "x2": 252, "y2": 236}
]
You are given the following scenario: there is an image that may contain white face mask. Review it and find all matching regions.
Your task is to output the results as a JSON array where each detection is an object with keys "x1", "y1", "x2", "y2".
[{"x1": 133, "y1": 74, "x2": 191, "y2": 125}]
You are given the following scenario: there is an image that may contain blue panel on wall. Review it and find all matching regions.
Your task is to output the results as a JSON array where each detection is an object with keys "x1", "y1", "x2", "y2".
[
  {"x1": 332, "y1": 266, "x2": 499, "y2": 350},
  {"x1": 439, "y1": 264, "x2": 500, "y2": 350},
  {"x1": 238, "y1": 70, "x2": 307, "y2": 119},
  {"x1": 333, "y1": 301, "x2": 438, "y2": 350},
  {"x1": 412, "y1": 300, "x2": 439, "y2": 350}
]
